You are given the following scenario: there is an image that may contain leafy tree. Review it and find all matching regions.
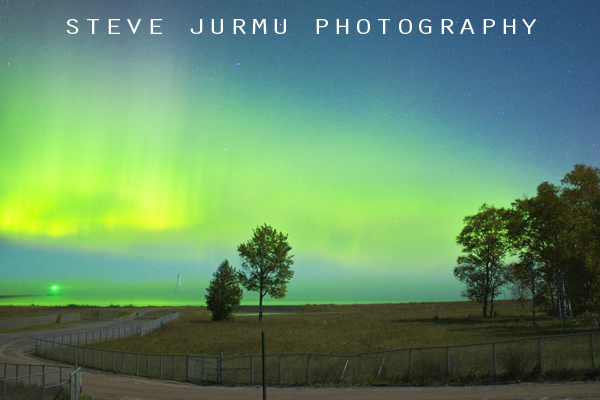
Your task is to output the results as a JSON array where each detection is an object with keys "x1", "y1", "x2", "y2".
[
  {"x1": 465, "y1": 164, "x2": 600, "y2": 323},
  {"x1": 561, "y1": 164, "x2": 600, "y2": 315},
  {"x1": 205, "y1": 259, "x2": 243, "y2": 321},
  {"x1": 454, "y1": 204, "x2": 510, "y2": 317},
  {"x1": 508, "y1": 186, "x2": 567, "y2": 323},
  {"x1": 237, "y1": 224, "x2": 294, "y2": 322}
]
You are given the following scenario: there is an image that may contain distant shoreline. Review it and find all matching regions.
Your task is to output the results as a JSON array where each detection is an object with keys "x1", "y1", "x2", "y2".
[{"x1": 0, "y1": 295, "x2": 40, "y2": 299}]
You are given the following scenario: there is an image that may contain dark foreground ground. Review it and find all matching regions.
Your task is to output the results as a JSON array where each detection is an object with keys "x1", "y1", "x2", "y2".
[{"x1": 1, "y1": 308, "x2": 599, "y2": 399}]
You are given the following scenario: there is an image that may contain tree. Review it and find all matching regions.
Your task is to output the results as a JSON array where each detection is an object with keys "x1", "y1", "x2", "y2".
[
  {"x1": 560, "y1": 165, "x2": 600, "y2": 315},
  {"x1": 237, "y1": 224, "x2": 294, "y2": 322},
  {"x1": 205, "y1": 259, "x2": 243, "y2": 321},
  {"x1": 509, "y1": 183, "x2": 572, "y2": 321},
  {"x1": 454, "y1": 204, "x2": 510, "y2": 318}
]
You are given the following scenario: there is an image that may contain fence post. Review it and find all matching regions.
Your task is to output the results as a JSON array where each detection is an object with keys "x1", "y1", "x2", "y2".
[
  {"x1": 136, "y1": 354, "x2": 139, "y2": 376},
  {"x1": 409, "y1": 349, "x2": 413, "y2": 380},
  {"x1": 262, "y1": 332, "x2": 266, "y2": 400},
  {"x1": 173, "y1": 355, "x2": 176, "y2": 379},
  {"x1": 446, "y1": 347, "x2": 450, "y2": 375},
  {"x1": 160, "y1": 355, "x2": 163, "y2": 379},
  {"x1": 538, "y1": 338, "x2": 543, "y2": 374},
  {"x1": 102, "y1": 350, "x2": 105, "y2": 370},
  {"x1": 492, "y1": 343, "x2": 497, "y2": 378},
  {"x1": 251, "y1": 355, "x2": 254, "y2": 385},
  {"x1": 186, "y1": 354, "x2": 190, "y2": 381},
  {"x1": 219, "y1": 352, "x2": 224, "y2": 384},
  {"x1": 124, "y1": 352, "x2": 126, "y2": 373},
  {"x1": 591, "y1": 333, "x2": 596, "y2": 369},
  {"x1": 147, "y1": 354, "x2": 150, "y2": 378},
  {"x1": 279, "y1": 354, "x2": 283, "y2": 385},
  {"x1": 307, "y1": 354, "x2": 312, "y2": 385}
]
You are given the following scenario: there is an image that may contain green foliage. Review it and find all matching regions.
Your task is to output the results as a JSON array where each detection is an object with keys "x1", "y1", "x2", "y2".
[
  {"x1": 205, "y1": 259, "x2": 243, "y2": 321},
  {"x1": 237, "y1": 223, "x2": 294, "y2": 321},
  {"x1": 454, "y1": 204, "x2": 510, "y2": 317}
]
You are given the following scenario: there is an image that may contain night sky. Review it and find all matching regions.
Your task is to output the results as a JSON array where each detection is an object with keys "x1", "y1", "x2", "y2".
[{"x1": 0, "y1": 1, "x2": 599, "y2": 305}]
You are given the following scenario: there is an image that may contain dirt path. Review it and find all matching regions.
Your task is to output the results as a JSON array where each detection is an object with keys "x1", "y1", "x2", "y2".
[{"x1": 1, "y1": 320, "x2": 599, "y2": 399}]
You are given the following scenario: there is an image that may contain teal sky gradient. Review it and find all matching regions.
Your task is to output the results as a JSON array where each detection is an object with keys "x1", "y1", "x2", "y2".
[{"x1": 0, "y1": 1, "x2": 599, "y2": 305}]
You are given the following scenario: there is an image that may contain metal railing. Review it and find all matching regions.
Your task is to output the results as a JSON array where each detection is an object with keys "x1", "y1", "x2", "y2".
[
  {"x1": 0, "y1": 363, "x2": 80, "y2": 400},
  {"x1": 141, "y1": 312, "x2": 179, "y2": 337},
  {"x1": 36, "y1": 329, "x2": 600, "y2": 385},
  {"x1": 0, "y1": 313, "x2": 80, "y2": 331}
]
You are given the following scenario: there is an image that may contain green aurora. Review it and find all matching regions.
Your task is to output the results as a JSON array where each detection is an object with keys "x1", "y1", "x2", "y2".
[{"x1": 0, "y1": 1, "x2": 598, "y2": 305}]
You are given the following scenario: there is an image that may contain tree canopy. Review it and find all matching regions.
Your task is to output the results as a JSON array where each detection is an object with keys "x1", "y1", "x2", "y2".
[{"x1": 237, "y1": 224, "x2": 294, "y2": 322}]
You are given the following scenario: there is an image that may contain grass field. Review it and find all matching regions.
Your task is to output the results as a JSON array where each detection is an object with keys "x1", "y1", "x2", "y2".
[{"x1": 90, "y1": 300, "x2": 599, "y2": 356}]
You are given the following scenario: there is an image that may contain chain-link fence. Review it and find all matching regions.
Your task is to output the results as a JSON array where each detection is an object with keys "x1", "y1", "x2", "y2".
[
  {"x1": 37, "y1": 312, "x2": 179, "y2": 349},
  {"x1": 141, "y1": 313, "x2": 179, "y2": 336},
  {"x1": 0, "y1": 363, "x2": 81, "y2": 400},
  {"x1": 37, "y1": 328, "x2": 600, "y2": 385}
]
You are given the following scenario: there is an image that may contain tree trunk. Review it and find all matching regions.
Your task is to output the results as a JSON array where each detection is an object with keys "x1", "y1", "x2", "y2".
[
  {"x1": 482, "y1": 297, "x2": 488, "y2": 318},
  {"x1": 258, "y1": 280, "x2": 264, "y2": 322},
  {"x1": 561, "y1": 277, "x2": 568, "y2": 324},
  {"x1": 531, "y1": 277, "x2": 537, "y2": 326},
  {"x1": 547, "y1": 272, "x2": 556, "y2": 317}
]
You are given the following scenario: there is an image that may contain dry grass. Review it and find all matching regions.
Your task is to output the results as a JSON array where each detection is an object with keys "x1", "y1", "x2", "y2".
[{"x1": 91, "y1": 300, "x2": 598, "y2": 356}]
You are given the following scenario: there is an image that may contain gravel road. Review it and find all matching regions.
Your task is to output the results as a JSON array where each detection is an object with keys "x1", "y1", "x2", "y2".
[{"x1": 1, "y1": 318, "x2": 599, "y2": 399}]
